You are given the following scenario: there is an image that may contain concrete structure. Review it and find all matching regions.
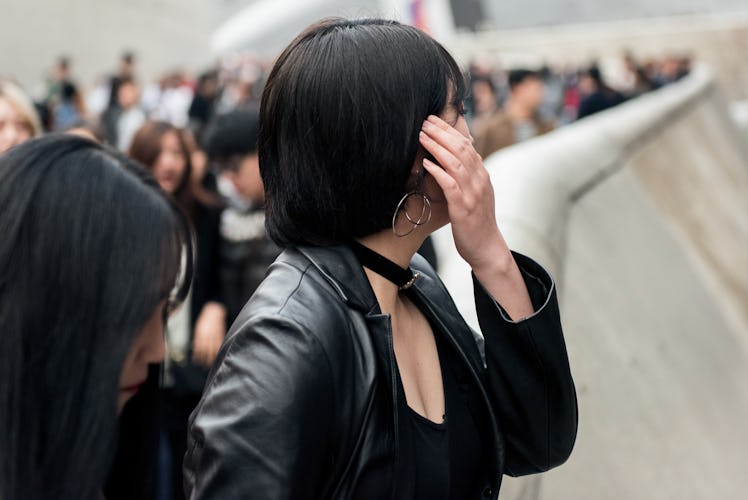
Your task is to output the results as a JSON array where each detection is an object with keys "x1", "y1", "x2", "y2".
[
  {"x1": 210, "y1": 0, "x2": 457, "y2": 55},
  {"x1": 434, "y1": 67, "x2": 748, "y2": 498},
  {"x1": 479, "y1": 0, "x2": 748, "y2": 30},
  {"x1": 2, "y1": 0, "x2": 215, "y2": 93}
]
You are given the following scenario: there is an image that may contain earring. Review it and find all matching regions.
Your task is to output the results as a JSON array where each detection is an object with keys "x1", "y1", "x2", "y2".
[{"x1": 391, "y1": 191, "x2": 432, "y2": 237}]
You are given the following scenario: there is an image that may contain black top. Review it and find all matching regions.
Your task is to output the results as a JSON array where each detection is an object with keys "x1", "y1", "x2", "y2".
[
  {"x1": 395, "y1": 330, "x2": 483, "y2": 499},
  {"x1": 349, "y1": 240, "x2": 485, "y2": 498}
]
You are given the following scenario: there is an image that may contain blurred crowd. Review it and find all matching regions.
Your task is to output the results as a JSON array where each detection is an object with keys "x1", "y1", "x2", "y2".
[
  {"x1": 1, "y1": 51, "x2": 280, "y2": 500},
  {"x1": 1, "y1": 49, "x2": 692, "y2": 160},
  {"x1": 0, "y1": 47, "x2": 690, "y2": 500},
  {"x1": 464, "y1": 52, "x2": 693, "y2": 158}
]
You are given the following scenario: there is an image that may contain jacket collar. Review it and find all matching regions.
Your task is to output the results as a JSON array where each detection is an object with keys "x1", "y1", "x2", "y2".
[
  {"x1": 296, "y1": 244, "x2": 483, "y2": 366},
  {"x1": 296, "y1": 244, "x2": 382, "y2": 315}
]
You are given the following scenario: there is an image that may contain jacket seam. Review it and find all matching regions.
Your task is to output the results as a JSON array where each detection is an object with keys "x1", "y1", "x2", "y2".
[{"x1": 521, "y1": 320, "x2": 552, "y2": 471}]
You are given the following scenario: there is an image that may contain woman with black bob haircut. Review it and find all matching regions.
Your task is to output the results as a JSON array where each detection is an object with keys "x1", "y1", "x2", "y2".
[
  {"x1": 0, "y1": 135, "x2": 193, "y2": 500},
  {"x1": 186, "y1": 18, "x2": 577, "y2": 500}
]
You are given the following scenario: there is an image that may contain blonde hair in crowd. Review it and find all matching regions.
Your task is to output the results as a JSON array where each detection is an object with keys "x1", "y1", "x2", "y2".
[{"x1": 0, "y1": 79, "x2": 43, "y2": 137}]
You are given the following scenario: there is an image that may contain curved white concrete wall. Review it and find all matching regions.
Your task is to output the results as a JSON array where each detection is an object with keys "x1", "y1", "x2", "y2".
[{"x1": 435, "y1": 67, "x2": 748, "y2": 498}]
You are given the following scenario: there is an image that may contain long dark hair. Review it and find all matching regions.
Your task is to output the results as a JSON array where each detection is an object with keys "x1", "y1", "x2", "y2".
[{"x1": 0, "y1": 134, "x2": 193, "y2": 500}]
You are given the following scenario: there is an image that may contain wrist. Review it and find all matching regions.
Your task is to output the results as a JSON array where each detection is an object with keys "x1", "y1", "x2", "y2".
[
  {"x1": 465, "y1": 230, "x2": 512, "y2": 275},
  {"x1": 202, "y1": 301, "x2": 227, "y2": 320},
  {"x1": 471, "y1": 247, "x2": 514, "y2": 284}
]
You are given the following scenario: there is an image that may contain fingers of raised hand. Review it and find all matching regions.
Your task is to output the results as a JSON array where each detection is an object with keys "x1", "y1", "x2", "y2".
[
  {"x1": 422, "y1": 157, "x2": 460, "y2": 197},
  {"x1": 428, "y1": 115, "x2": 477, "y2": 153},
  {"x1": 421, "y1": 116, "x2": 481, "y2": 169},
  {"x1": 419, "y1": 138, "x2": 460, "y2": 181}
]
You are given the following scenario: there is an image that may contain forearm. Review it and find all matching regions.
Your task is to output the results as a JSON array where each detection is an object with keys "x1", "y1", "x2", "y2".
[
  {"x1": 473, "y1": 253, "x2": 577, "y2": 474},
  {"x1": 471, "y1": 237, "x2": 534, "y2": 321}
]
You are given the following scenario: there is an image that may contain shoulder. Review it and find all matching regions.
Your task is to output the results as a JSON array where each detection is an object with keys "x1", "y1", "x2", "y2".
[
  {"x1": 226, "y1": 247, "x2": 357, "y2": 347},
  {"x1": 478, "y1": 110, "x2": 512, "y2": 132}
]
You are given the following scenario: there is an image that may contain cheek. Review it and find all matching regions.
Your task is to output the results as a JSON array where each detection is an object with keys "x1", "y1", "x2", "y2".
[
  {"x1": 423, "y1": 174, "x2": 445, "y2": 204},
  {"x1": 455, "y1": 117, "x2": 471, "y2": 140},
  {"x1": 118, "y1": 350, "x2": 137, "y2": 386},
  {"x1": 153, "y1": 155, "x2": 168, "y2": 175},
  {"x1": 240, "y1": 157, "x2": 264, "y2": 197},
  {"x1": 18, "y1": 128, "x2": 32, "y2": 141}
]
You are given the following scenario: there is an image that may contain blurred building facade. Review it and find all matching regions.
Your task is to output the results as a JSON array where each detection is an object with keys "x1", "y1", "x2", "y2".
[
  {"x1": 2, "y1": 0, "x2": 216, "y2": 93},
  {"x1": 5, "y1": 0, "x2": 748, "y2": 93}
]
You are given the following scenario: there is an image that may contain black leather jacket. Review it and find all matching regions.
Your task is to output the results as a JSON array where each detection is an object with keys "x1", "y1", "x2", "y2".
[{"x1": 185, "y1": 245, "x2": 577, "y2": 499}]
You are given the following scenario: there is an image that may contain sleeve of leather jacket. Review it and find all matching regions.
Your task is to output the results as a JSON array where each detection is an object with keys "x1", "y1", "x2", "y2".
[
  {"x1": 184, "y1": 314, "x2": 334, "y2": 499},
  {"x1": 473, "y1": 251, "x2": 578, "y2": 476}
]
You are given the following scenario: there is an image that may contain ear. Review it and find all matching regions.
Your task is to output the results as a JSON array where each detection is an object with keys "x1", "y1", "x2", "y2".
[{"x1": 408, "y1": 146, "x2": 433, "y2": 190}]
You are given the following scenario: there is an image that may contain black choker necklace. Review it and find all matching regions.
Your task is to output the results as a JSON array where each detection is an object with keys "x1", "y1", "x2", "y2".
[{"x1": 349, "y1": 240, "x2": 420, "y2": 290}]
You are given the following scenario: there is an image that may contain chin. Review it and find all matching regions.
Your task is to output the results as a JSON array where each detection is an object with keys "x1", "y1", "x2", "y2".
[{"x1": 116, "y1": 393, "x2": 134, "y2": 414}]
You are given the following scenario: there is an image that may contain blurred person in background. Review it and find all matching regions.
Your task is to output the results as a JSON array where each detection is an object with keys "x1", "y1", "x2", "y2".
[
  {"x1": 576, "y1": 65, "x2": 626, "y2": 120},
  {"x1": 181, "y1": 127, "x2": 210, "y2": 198},
  {"x1": 0, "y1": 134, "x2": 192, "y2": 500},
  {"x1": 656, "y1": 55, "x2": 682, "y2": 87},
  {"x1": 467, "y1": 75, "x2": 499, "y2": 132},
  {"x1": 46, "y1": 56, "x2": 73, "y2": 101},
  {"x1": 129, "y1": 121, "x2": 225, "y2": 500},
  {"x1": 146, "y1": 71, "x2": 194, "y2": 129},
  {"x1": 185, "y1": 17, "x2": 576, "y2": 500},
  {"x1": 676, "y1": 55, "x2": 693, "y2": 80},
  {"x1": 618, "y1": 52, "x2": 656, "y2": 98},
  {"x1": 473, "y1": 69, "x2": 555, "y2": 159},
  {"x1": 101, "y1": 51, "x2": 137, "y2": 145},
  {"x1": 0, "y1": 80, "x2": 43, "y2": 154},
  {"x1": 110, "y1": 51, "x2": 137, "y2": 107},
  {"x1": 45, "y1": 56, "x2": 86, "y2": 131},
  {"x1": 52, "y1": 81, "x2": 86, "y2": 131},
  {"x1": 188, "y1": 70, "x2": 220, "y2": 139},
  {"x1": 203, "y1": 108, "x2": 281, "y2": 325},
  {"x1": 560, "y1": 66, "x2": 582, "y2": 123},
  {"x1": 538, "y1": 65, "x2": 565, "y2": 123},
  {"x1": 113, "y1": 77, "x2": 146, "y2": 151}
]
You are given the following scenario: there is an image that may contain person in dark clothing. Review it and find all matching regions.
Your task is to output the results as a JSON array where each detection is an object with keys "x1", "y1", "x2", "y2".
[
  {"x1": 202, "y1": 108, "x2": 281, "y2": 325},
  {"x1": 188, "y1": 70, "x2": 220, "y2": 140},
  {"x1": 185, "y1": 18, "x2": 577, "y2": 500},
  {"x1": 101, "y1": 51, "x2": 137, "y2": 146},
  {"x1": 129, "y1": 121, "x2": 225, "y2": 500},
  {"x1": 576, "y1": 65, "x2": 626, "y2": 120}
]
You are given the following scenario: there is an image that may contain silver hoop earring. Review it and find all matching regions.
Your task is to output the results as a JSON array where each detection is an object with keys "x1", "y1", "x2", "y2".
[{"x1": 391, "y1": 192, "x2": 433, "y2": 237}]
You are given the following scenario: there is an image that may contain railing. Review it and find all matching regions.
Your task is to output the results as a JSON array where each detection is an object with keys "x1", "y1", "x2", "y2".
[{"x1": 435, "y1": 66, "x2": 748, "y2": 499}]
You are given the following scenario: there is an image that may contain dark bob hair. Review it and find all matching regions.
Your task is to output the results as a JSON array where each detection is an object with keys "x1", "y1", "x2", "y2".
[
  {"x1": 259, "y1": 17, "x2": 467, "y2": 246},
  {"x1": 0, "y1": 135, "x2": 193, "y2": 500}
]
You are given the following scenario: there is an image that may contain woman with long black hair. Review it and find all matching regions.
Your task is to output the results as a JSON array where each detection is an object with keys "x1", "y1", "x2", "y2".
[
  {"x1": 186, "y1": 18, "x2": 577, "y2": 500},
  {"x1": 0, "y1": 135, "x2": 193, "y2": 500}
]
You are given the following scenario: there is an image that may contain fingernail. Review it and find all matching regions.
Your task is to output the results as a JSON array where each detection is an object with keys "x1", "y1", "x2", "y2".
[
  {"x1": 419, "y1": 131, "x2": 429, "y2": 139},
  {"x1": 423, "y1": 158, "x2": 434, "y2": 167},
  {"x1": 427, "y1": 115, "x2": 439, "y2": 123},
  {"x1": 422, "y1": 121, "x2": 433, "y2": 130}
]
